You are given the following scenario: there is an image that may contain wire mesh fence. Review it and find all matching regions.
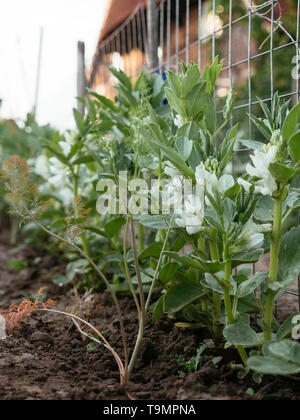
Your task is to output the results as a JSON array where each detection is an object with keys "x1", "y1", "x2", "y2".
[{"x1": 89, "y1": 0, "x2": 300, "y2": 308}]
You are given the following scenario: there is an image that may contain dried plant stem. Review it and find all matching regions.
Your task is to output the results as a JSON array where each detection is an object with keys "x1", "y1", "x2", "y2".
[
  {"x1": 33, "y1": 219, "x2": 129, "y2": 379},
  {"x1": 40, "y1": 308, "x2": 126, "y2": 383}
]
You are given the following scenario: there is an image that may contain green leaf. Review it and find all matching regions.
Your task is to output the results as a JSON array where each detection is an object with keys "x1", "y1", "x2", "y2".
[
  {"x1": 267, "y1": 339, "x2": 300, "y2": 365},
  {"x1": 73, "y1": 155, "x2": 95, "y2": 165},
  {"x1": 152, "y1": 295, "x2": 164, "y2": 322},
  {"x1": 87, "y1": 89, "x2": 117, "y2": 111},
  {"x1": 202, "y1": 272, "x2": 237, "y2": 295},
  {"x1": 237, "y1": 272, "x2": 268, "y2": 298},
  {"x1": 282, "y1": 102, "x2": 300, "y2": 144},
  {"x1": 66, "y1": 259, "x2": 89, "y2": 281},
  {"x1": 166, "y1": 71, "x2": 182, "y2": 97},
  {"x1": 182, "y1": 64, "x2": 201, "y2": 96},
  {"x1": 150, "y1": 139, "x2": 195, "y2": 178},
  {"x1": 276, "y1": 226, "x2": 300, "y2": 298},
  {"x1": 164, "y1": 252, "x2": 206, "y2": 272},
  {"x1": 269, "y1": 162, "x2": 295, "y2": 184},
  {"x1": 104, "y1": 217, "x2": 126, "y2": 237},
  {"x1": 177, "y1": 121, "x2": 200, "y2": 143},
  {"x1": 257, "y1": 97, "x2": 273, "y2": 128},
  {"x1": 134, "y1": 215, "x2": 173, "y2": 230},
  {"x1": 224, "y1": 323, "x2": 261, "y2": 347},
  {"x1": 159, "y1": 262, "x2": 180, "y2": 283},
  {"x1": 131, "y1": 272, "x2": 153, "y2": 284},
  {"x1": 139, "y1": 242, "x2": 163, "y2": 260},
  {"x1": 163, "y1": 279, "x2": 203, "y2": 313},
  {"x1": 203, "y1": 94, "x2": 216, "y2": 134},
  {"x1": 7, "y1": 260, "x2": 28, "y2": 271},
  {"x1": 219, "y1": 124, "x2": 238, "y2": 171},
  {"x1": 232, "y1": 249, "x2": 264, "y2": 268},
  {"x1": 185, "y1": 82, "x2": 207, "y2": 117},
  {"x1": 42, "y1": 140, "x2": 69, "y2": 165},
  {"x1": 223, "y1": 88, "x2": 235, "y2": 120},
  {"x1": 239, "y1": 139, "x2": 264, "y2": 151},
  {"x1": 247, "y1": 355, "x2": 300, "y2": 375},
  {"x1": 203, "y1": 57, "x2": 223, "y2": 95},
  {"x1": 204, "y1": 215, "x2": 224, "y2": 233},
  {"x1": 52, "y1": 274, "x2": 72, "y2": 287},
  {"x1": 165, "y1": 87, "x2": 185, "y2": 116},
  {"x1": 115, "y1": 85, "x2": 137, "y2": 107},
  {"x1": 109, "y1": 67, "x2": 132, "y2": 91},
  {"x1": 254, "y1": 195, "x2": 274, "y2": 222},
  {"x1": 277, "y1": 312, "x2": 300, "y2": 341},
  {"x1": 288, "y1": 131, "x2": 300, "y2": 162},
  {"x1": 176, "y1": 137, "x2": 193, "y2": 161},
  {"x1": 249, "y1": 114, "x2": 272, "y2": 140},
  {"x1": 73, "y1": 108, "x2": 86, "y2": 135}
]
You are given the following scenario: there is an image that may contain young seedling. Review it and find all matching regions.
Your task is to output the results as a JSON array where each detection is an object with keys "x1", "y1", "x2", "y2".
[{"x1": 176, "y1": 344, "x2": 207, "y2": 378}]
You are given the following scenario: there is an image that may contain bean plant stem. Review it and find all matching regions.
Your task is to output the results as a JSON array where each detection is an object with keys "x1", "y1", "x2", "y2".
[
  {"x1": 223, "y1": 258, "x2": 234, "y2": 325},
  {"x1": 282, "y1": 206, "x2": 294, "y2": 225},
  {"x1": 209, "y1": 230, "x2": 221, "y2": 331},
  {"x1": 138, "y1": 223, "x2": 145, "y2": 252},
  {"x1": 123, "y1": 215, "x2": 141, "y2": 317},
  {"x1": 223, "y1": 244, "x2": 248, "y2": 365},
  {"x1": 211, "y1": 119, "x2": 229, "y2": 143},
  {"x1": 128, "y1": 217, "x2": 146, "y2": 379},
  {"x1": 145, "y1": 219, "x2": 173, "y2": 312},
  {"x1": 264, "y1": 197, "x2": 282, "y2": 341},
  {"x1": 73, "y1": 171, "x2": 91, "y2": 257}
]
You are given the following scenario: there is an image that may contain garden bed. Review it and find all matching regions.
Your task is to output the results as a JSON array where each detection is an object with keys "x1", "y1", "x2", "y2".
[{"x1": 0, "y1": 231, "x2": 299, "y2": 401}]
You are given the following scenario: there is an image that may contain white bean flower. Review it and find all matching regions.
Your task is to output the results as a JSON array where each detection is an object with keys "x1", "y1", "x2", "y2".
[
  {"x1": 246, "y1": 145, "x2": 278, "y2": 196},
  {"x1": 237, "y1": 178, "x2": 252, "y2": 193},
  {"x1": 234, "y1": 220, "x2": 264, "y2": 253},
  {"x1": 34, "y1": 155, "x2": 51, "y2": 179},
  {"x1": 195, "y1": 164, "x2": 235, "y2": 202},
  {"x1": 174, "y1": 114, "x2": 184, "y2": 128},
  {"x1": 164, "y1": 161, "x2": 182, "y2": 177},
  {"x1": 175, "y1": 194, "x2": 204, "y2": 235},
  {"x1": 48, "y1": 157, "x2": 70, "y2": 187}
]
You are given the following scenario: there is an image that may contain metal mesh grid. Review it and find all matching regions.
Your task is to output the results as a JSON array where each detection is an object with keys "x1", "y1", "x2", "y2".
[{"x1": 89, "y1": 0, "x2": 300, "y2": 307}]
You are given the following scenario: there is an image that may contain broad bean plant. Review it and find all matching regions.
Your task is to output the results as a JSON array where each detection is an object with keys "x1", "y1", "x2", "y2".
[{"x1": 2, "y1": 60, "x2": 300, "y2": 382}]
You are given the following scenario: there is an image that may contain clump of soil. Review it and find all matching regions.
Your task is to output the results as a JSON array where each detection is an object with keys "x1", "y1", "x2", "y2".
[{"x1": 0, "y1": 231, "x2": 299, "y2": 400}]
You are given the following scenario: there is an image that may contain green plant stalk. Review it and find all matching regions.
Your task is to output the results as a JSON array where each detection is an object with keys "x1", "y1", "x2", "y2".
[
  {"x1": 209, "y1": 230, "x2": 221, "y2": 330},
  {"x1": 223, "y1": 244, "x2": 248, "y2": 365},
  {"x1": 138, "y1": 223, "x2": 145, "y2": 252},
  {"x1": 123, "y1": 215, "x2": 141, "y2": 317},
  {"x1": 211, "y1": 119, "x2": 229, "y2": 143},
  {"x1": 264, "y1": 197, "x2": 282, "y2": 341},
  {"x1": 223, "y1": 258, "x2": 234, "y2": 325},
  {"x1": 128, "y1": 220, "x2": 172, "y2": 377},
  {"x1": 73, "y1": 171, "x2": 91, "y2": 258},
  {"x1": 128, "y1": 217, "x2": 146, "y2": 379},
  {"x1": 145, "y1": 219, "x2": 173, "y2": 312}
]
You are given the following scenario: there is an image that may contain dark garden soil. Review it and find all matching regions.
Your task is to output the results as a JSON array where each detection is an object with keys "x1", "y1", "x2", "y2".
[{"x1": 0, "y1": 230, "x2": 300, "y2": 401}]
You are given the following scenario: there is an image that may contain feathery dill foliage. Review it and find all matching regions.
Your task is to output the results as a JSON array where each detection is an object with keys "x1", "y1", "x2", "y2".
[
  {"x1": 59, "y1": 195, "x2": 91, "y2": 247},
  {"x1": 0, "y1": 288, "x2": 55, "y2": 329},
  {"x1": 0, "y1": 155, "x2": 49, "y2": 224}
]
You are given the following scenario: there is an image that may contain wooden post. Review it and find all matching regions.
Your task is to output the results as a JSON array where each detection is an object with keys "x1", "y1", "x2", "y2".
[
  {"x1": 33, "y1": 27, "x2": 44, "y2": 118},
  {"x1": 77, "y1": 41, "x2": 87, "y2": 114},
  {"x1": 147, "y1": 0, "x2": 159, "y2": 71}
]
